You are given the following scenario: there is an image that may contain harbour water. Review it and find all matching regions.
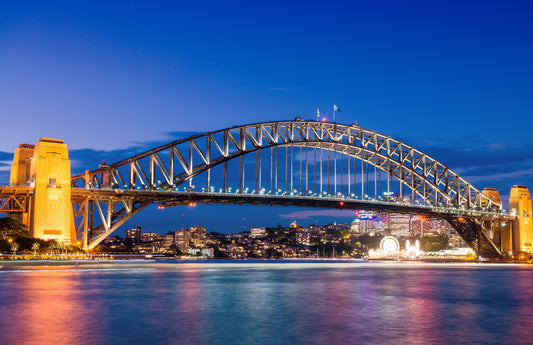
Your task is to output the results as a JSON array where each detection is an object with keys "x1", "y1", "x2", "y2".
[{"x1": 1, "y1": 260, "x2": 532, "y2": 345}]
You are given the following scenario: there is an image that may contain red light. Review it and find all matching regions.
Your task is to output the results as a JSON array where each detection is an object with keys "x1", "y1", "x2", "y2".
[
  {"x1": 322, "y1": 117, "x2": 327, "y2": 122},
  {"x1": 340, "y1": 201, "x2": 344, "y2": 206}
]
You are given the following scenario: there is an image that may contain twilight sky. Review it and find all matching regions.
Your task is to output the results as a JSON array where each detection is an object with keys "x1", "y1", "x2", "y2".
[{"x1": 1, "y1": 1, "x2": 532, "y2": 234}]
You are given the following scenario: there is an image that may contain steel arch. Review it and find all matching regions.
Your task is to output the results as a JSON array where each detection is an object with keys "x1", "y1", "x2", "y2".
[
  {"x1": 74, "y1": 120, "x2": 497, "y2": 207},
  {"x1": 71, "y1": 120, "x2": 501, "y2": 249}
]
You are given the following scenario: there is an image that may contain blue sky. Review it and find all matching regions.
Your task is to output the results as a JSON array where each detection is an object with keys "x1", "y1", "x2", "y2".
[{"x1": 1, "y1": 1, "x2": 532, "y2": 234}]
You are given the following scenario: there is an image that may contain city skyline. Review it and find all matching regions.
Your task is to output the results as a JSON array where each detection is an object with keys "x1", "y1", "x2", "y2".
[{"x1": 1, "y1": 1, "x2": 532, "y2": 234}]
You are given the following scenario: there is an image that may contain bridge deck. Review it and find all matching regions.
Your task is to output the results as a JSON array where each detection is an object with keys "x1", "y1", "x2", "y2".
[{"x1": 70, "y1": 188, "x2": 512, "y2": 221}]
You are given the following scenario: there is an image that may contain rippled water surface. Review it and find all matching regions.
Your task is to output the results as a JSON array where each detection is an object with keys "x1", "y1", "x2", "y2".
[{"x1": 1, "y1": 260, "x2": 533, "y2": 345}]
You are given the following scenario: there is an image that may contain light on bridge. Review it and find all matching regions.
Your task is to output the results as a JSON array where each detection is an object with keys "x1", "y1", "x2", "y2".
[{"x1": 339, "y1": 201, "x2": 344, "y2": 206}]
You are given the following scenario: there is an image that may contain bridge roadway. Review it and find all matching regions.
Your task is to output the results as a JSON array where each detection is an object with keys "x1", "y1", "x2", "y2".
[
  {"x1": 70, "y1": 187, "x2": 511, "y2": 221},
  {"x1": 1, "y1": 185, "x2": 511, "y2": 221}
]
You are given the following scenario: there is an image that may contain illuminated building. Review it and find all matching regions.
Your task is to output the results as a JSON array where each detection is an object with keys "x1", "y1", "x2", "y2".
[
  {"x1": 158, "y1": 234, "x2": 174, "y2": 248},
  {"x1": 175, "y1": 229, "x2": 191, "y2": 251},
  {"x1": 388, "y1": 214, "x2": 410, "y2": 237},
  {"x1": 353, "y1": 211, "x2": 374, "y2": 233},
  {"x1": 141, "y1": 231, "x2": 158, "y2": 243},
  {"x1": 189, "y1": 225, "x2": 206, "y2": 247},
  {"x1": 125, "y1": 227, "x2": 142, "y2": 243},
  {"x1": 350, "y1": 219, "x2": 360, "y2": 233},
  {"x1": 251, "y1": 227, "x2": 266, "y2": 238}
]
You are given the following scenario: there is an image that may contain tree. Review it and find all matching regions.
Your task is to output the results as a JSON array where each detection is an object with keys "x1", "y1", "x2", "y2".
[
  {"x1": 213, "y1": 246, "x2": 228, "y2": 259},
  {"x1": 32, "y1": 242, "x2": 40, "y2": 259},
  {"x1": 168, "y1": 244, "x2": 183, "y2": 257},
  {"x1": 16, "y1": 236, "x2": 34, "y2": 252},
  {"x1": 421, "y1": 233, "x2": 450, "y2": 252},
  {"x1": 0, "y1": 217, "x2": 30, "y2": 240},
  {"x1": 10, "y1": 242, "x2": 19, "y2": 258},
  {"x1": 124, "y1": 237, "x2": 134, "y2": 252}
]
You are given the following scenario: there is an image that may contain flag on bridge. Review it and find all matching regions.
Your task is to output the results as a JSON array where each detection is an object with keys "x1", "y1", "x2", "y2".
[{"x1": 333, "y1": 104, "x2": 341, "y2": 112}]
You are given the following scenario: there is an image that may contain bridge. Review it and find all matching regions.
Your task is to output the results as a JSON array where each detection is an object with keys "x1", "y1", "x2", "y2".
[{"x1": 2, "y1": 120, "x2": 531, "y2": 259}]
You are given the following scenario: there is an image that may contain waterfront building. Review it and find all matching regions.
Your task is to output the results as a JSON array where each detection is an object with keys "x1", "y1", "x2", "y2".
[
  {"x1": 250, "y1": 227, "x2": 266, "y2": 238},
  {"x1": 141, "y1": 231, "x2": 158, "y2": 243},
  {"x1": 389, "y1": 214, "x2": 411, "y2": 237},
  {"x1": 350, "y1": 219, "x2": 360, "y2": 233},
  {"x1": 190, "y1": 225, "x2": 206, "y2": 247},
  {"x1": 296, "y1": 229, "x2": 311, "y2": 245},
  {"x1": 174, "y1": 229, "x2": 191, "y2": 252},
  {"x1": 125, "y1": 227, "x2": 141, "y2": 243},
  {"x1": 158, "y1": 234, "x2": 174, "y2": 248}
]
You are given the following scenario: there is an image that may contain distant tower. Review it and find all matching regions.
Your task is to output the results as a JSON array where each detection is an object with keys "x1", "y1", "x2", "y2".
[
  {"x1": 483, "y1": 187, "x2": 511, "y2": 252},
  {"x1": 482, "y1": 187, "x2": 501, "y2": 208},
  {"x1": 9, "y1": 144, "x2": 36, "y2": 226},
  {"x1": 9, "y1": 144, "x2": 35, "y2": 186},
  {"x1": 509, "y1": 185, "x2": 533, "y2": 253},
  {"x1": 27, "y1": 138, "x2": 76, "y2": 244}
]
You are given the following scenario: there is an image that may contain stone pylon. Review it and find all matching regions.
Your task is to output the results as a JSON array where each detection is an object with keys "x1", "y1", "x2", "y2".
[
  {"x1": 10, "y1": 138, "x2": 76, "y2": 244},
  {"x1": 509, "y1": 185, "x2": 533, "y2": 253}
]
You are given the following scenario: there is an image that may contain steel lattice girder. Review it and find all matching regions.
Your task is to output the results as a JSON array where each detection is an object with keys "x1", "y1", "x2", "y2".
[
  {"x1": 72, "y1": 121, "x2": 498, "y2": 209},
  {"x1": 0, "y1": 187, "x2": 32, "y2": 213},
  {"x1": 69, "y1": 120, "x2": 503, "y2": 249}
]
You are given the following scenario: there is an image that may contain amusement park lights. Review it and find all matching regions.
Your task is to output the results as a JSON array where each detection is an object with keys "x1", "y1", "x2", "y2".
[{"x1": 380, "y1": 236, "x2": 400, "y2": 254}]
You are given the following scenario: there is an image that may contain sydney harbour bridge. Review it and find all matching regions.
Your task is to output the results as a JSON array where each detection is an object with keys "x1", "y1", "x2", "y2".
[{"x1": 2, "y1": 120, "x2": 526, "y2": 259}]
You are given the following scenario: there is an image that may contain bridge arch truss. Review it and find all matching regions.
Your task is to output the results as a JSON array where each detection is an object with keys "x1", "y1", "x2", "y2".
[{"x1": 71, "y1": 120, "x2": 501, "y2": 249}]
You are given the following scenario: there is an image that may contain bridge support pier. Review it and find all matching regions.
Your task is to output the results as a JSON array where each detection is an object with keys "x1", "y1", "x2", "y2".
[
  {"x1": 509, "y1": 185, "x2": 533, "y2": 253},
  {"x1": 10, "y1": 138, "x2": 76, "y2": 245},
  {"x1": 446, "y1": 216, "x2": 505, "y2": 259}
]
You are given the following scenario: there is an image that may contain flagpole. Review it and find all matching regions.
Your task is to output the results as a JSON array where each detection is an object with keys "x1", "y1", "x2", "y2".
[{"x1": 333, "y1": 104, "x2": 340, "y2": 123}]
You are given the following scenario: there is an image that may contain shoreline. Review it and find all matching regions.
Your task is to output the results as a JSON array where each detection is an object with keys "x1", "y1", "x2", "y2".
[{"x1": 0, "y1": 257, "x2": 530, "y2": 268}]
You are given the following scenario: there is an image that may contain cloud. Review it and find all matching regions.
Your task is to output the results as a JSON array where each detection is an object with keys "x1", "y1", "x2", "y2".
[
  {"x1": 0, "y1": 131, "x2": 203, "y2": 177},
  {"x1": 401, "y1": 134, "x2": 533, "y2": 194},
  {"x1": 279, "y1": 209, "x2": 355, "y2": 220},
  {"x1": 412, "y1": 136, "x2": 533, "y2": 170}
]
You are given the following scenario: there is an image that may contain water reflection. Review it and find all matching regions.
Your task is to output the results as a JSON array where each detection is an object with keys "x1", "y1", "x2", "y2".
[
  {"x1": 0, "y1": 269, "x2": 94, "y2": 345},
  {"x1": 509, "y1": 267, "x2": 533, "y2": 342},
  {"x1": 1, "y1": 262, "x2": 533, "y2": 345}
]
